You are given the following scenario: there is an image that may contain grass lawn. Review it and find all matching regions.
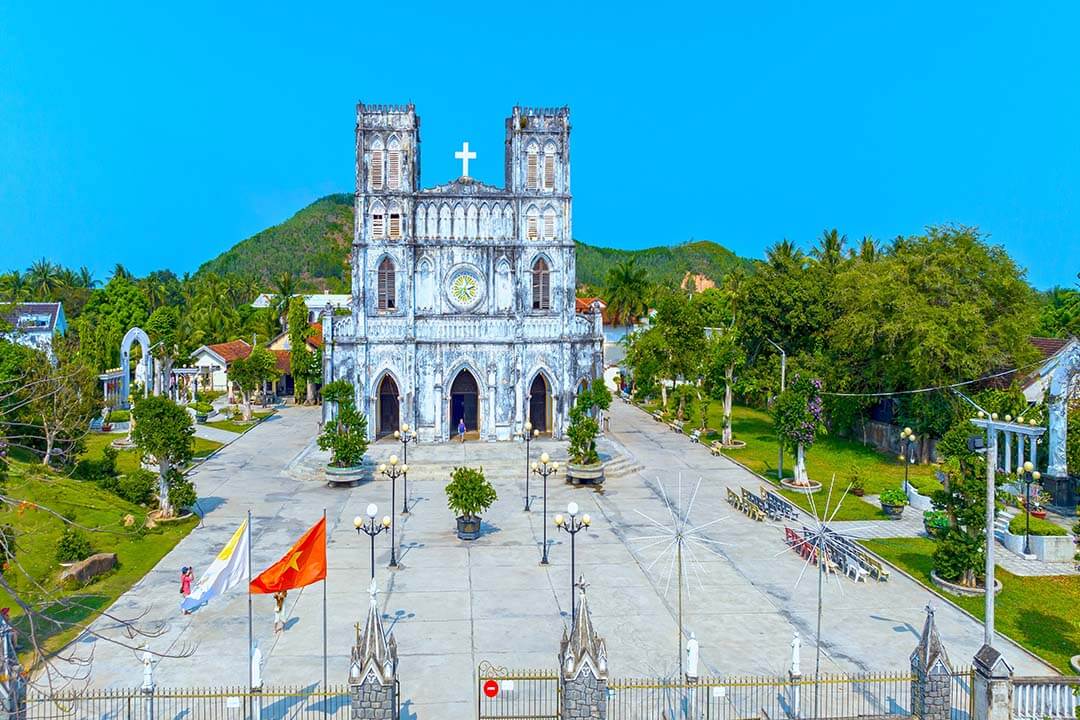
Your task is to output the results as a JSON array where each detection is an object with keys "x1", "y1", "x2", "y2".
[
  {"x1": 862, "y1": 537, "x2": 1080, "y2": 673},
  {"x1": 192, "y1": 437, "x2": 224, "y2": 459},
  {"x1": 641, "y1": 401, "x2": 939, "y2": 521},
  {"x1": 79, "y1": 432, "x2": 140, "y2": 474},
  {"x1": 204, "y1": 409, "x2": 276, "y2": 435},
  {"x1": 2, "y1": 460, "x2": 196, "y2": 658}
]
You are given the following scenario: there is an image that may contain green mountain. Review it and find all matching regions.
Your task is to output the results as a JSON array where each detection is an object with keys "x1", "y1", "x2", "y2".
[
  {"x1": 575, "y1": 239, "x2": 749, "y2": 290},
  {"x1": 198, "y1": 194, "x2": 354, "y2": 290},
  {"x1": 198, "y1": 194, "x2": 747, "y2": 291}
]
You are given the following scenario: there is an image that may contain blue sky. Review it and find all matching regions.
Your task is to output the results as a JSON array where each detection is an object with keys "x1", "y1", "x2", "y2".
[{"x1": 1, "y1": 2, "x2": 1077, "y2": 288}]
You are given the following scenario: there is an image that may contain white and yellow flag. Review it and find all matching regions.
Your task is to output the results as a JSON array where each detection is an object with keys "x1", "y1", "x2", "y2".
[{"x1": 180, "y1": 519, "x2": 249, "y2": 613}]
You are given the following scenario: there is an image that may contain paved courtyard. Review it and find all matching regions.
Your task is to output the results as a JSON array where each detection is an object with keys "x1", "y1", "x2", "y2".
[{"x1": 65, "y1": 401, "x2": 1056, "y2": 718}]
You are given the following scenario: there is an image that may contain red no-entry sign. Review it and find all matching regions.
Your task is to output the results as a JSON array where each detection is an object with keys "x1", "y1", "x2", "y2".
[{"x1": 483, "y1": 679, "x2": 499, "y2": 698}]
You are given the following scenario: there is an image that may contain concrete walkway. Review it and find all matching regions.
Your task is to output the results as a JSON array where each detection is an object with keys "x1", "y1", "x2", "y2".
[
  {"x1": 192, "y1": 423, "x2": 240, "y2": 444},
  {"x1": 60, "y1": 401, "x2": 1056, "y2": 718}
]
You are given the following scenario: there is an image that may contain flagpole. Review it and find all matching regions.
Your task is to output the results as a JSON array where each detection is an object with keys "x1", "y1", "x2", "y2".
[
  {"x1": 322, "y1": 508, "x2": 328, "y2": 706},
  {"x1": 247, "y1": 508, "x2": 254, "y2": 695}
]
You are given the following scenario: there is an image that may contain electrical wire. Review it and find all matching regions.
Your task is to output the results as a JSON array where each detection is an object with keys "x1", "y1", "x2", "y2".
[{"x1": 819, "y1": 357, "x2": 1047, "y2": 398}]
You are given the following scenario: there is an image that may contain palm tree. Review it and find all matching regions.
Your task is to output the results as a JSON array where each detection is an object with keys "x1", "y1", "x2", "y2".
[
  {"x1": 110, "y1": 263, "x2": 132, "y2": 281},
  {"x1": 856, "y1": 235, "x2": 879, "y2": 263},
  {"x1": 0, "y1": 271, "x2": 27, "y2": 303},
  {"x1": 77, "y1": 266, "x2": 98, "y2": 289},
  {"x1": 810, "y1": 228, "x2": 847, "y2": 268},
  {"x1": 141, "y1": 275, "x2": 168, "y2": 310},
  {"x1": 26, "y1": 258, "x2": 66, "y2": 298},
  {"x1": 271, "y1": 271, "x2": 297, "y2": 331},
  {"x1": 604, "y1": 258, "x2": 650, "y2": 335},
  {"x1": 765, "y1": 239, "x2": 805, "y2": 270}
]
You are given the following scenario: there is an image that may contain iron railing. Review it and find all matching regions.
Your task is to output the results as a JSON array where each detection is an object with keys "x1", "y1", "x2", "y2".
[
  {"x1": 477, "y1": 662, "x2": 560, "y2": 719},
  {"x1": 1013, "y1": 676, "x2": 1080, "y2": 720},
  {"x1": 25, "y1": 685, "x2": 354, "y2": 720}
]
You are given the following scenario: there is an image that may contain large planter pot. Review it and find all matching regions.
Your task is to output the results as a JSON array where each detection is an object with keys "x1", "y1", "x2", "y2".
[
  {"x1": 566, "y1": 462, "x2": 605, "y2": 486},
  {"x1": 325, "y1": 464, "x2": 363, "y2": 487},
  {"x1": 1030, "y1": 509, "x2": 1048, "y2": 520},
  {"x1": 195, "y1": 413, "x2": 208, "y2": 424},
  {"x1": 881, "y1": 503, "x2": 906, "y2": 520},
  {"x1": 930, "y1": 570, "x2": 1003, "y2": 597},
  {"x1": 456, "y1": 515, "x2": 482, "y2": 541}
]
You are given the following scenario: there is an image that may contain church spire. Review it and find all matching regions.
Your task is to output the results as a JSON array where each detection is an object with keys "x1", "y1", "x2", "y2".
[
  {"x1": 559, "y1": 575, "x2": 607, "y2": 680},
  {"x1": 350, "y1": 578, "x2": 397, "y2": 685}
]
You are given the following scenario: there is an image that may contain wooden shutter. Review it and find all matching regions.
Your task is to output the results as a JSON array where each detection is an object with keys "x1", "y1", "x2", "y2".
[
  {"x1": 372, "y1": 213, "x2": 385, "y2": 239},
  {"x1": 526, "y1": 150, "x2": 538, "y2": 190},
  {"x1": 371, "y1": 151, "x2": 384, "y2": 189},
  {"x1": 388, "y1": 150, "x2": 400, "y2": 189},
  {"x1": 527, "y1": 215, "x2": 538, "y2": 240},
  {"x1": 543, "y1": 153, "x2": 555, "y2": 190},
  {"x1": 543, "y1": 211, "x2": 555, "y2": 240},
  {"x1": 389, "y1": 213, "x2": 401, "y2": 238},
  {"x1": 378, "y1": 259, "x2": 395, "y2": 310},
  {"x1": 532, "y1": 259, "x2": 550, "y2": 310}
]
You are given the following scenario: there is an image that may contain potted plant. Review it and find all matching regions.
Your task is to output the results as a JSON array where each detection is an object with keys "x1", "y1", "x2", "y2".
[
  {"x1": 879, "y1": 488, "x2": 908, "y2": 519},
  {"x1": 446, "y1": 466, "x2": 496, "y2": 540},
  {"x1": 188, "y1": 401, "x2": 213, "y2": 423},
  {"x1": 923, "y1": 510, "x2": 949, "y2": 538},
  {"x1": 566, "y1": 379, "x2": 611, "y2": 485},
  {"x1": 1030, "y1": 491, "x2": 1051, "y2": 520},
  {"x1": 847, "y1": 466, "x2": 866, "y2": 497},
  {"x1": 318, "y1": 381, "x2": 370, "y2": 485}
]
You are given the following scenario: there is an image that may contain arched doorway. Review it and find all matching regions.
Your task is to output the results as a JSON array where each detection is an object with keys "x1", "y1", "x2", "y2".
[
  {"x1": 376, "y1": 375, "x2": 400, "y2": 439},
  {"x1": 450, "y1": 370, "x2": 479, "y2": 439},
  {"x1": 529, "y1": 374, "x2": 551, "y2": 434}
]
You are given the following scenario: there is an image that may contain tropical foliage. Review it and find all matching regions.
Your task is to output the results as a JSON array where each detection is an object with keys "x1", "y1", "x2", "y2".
[{"x1": 318, "y1": 380, "x2": 369, "y2": 468}]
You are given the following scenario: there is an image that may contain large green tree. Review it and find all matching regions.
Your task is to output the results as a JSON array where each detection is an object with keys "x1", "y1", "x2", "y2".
[
  {"x1": 229, "y1": 346, "x2": 280, "y2": 420},
  {"x1": 131, "y1": 395, "x2": 194, "y2": 517},
  {"x1": 603, "y1": 258, "x2": 650, "y2": 334},
  {"x1": 287, "y1": 297, "x2": 316, "y2": 404},
  {"x1": 76, "y1": 276, "x2": 150, "y2": 372}
]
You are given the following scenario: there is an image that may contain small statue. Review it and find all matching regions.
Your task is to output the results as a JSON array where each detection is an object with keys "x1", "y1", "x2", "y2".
[
  {"x1": 790, "y1": 631, "x2": 802, "y2": 676},
  {"x1": 141, "y1": 649, "x2": 154, "y2": 691},
  {"x1": 685, "y1": 632, "x2": 700, "y2": 681},
  {"x1": 251, "y1": 640, "x2": 263, "y2": 690}
]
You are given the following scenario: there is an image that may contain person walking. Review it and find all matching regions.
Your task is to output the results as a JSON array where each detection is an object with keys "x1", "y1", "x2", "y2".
[
  {"x1": 458, "y1": 417, "x2": 466, "y2": 443},
  {"x1": 273, "y1": 590, "x2": 288, "y2": 632},
  {"x1": 180, "y1": 567, "x2": 194, "y2": 614}
]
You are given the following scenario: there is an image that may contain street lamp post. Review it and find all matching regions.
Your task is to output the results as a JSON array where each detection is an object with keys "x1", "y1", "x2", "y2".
[
  {"x1": 533, "y1": 452, "x2": 560, "y2": 564},
  {"x1": 353, "y1": 504, "x2": 391, "y2": 579},
  {"x1": 554, "y1": 502, "x2": 591, "y2": 625},
  {"x1": 393, "y1": 424, "x2": 417, "y2": 514},
  {"x1": 899, "y1": 427, "x2": 917, "y2": 494},
  {"x1": 1018, "y1": 460, "x2": 1041, "y2": 557},
  {"x1": 523, "y1": 421, "x2": 539, "y2": 511},
  {"x1": 378, "y1": 456, "x2": 407, "y2": 568},
  {"x1": 766, "y1": 339, "x2": 786, "y2": 481}
]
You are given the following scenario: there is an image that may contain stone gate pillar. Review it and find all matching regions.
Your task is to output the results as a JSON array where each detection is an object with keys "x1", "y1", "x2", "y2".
[
  {"x1": 910, "y1": 605, "x2": 951, "y2": 720},
  {"x1": 559, "y1": 577, "x2": 608, "y2": 720},
  {"x1": 973, "y1": 644, "x2": 1014, "y2": 720},
  {"x1": 348, "y1": 579, "x2": 398, "y2": 720}
]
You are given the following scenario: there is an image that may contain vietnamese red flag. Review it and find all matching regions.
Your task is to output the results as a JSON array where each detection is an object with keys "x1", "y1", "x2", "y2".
[{"x1": 249, "y1": 517, "x2": 327, "y2": 593}]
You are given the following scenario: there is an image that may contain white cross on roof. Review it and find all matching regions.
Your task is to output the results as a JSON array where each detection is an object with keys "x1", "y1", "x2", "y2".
[{"x1": 454, "y1": 141, "x2": 476, "y2": 178}]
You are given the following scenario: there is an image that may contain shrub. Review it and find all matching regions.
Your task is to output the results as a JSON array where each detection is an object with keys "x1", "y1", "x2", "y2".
[
  {"x1": 107, "y1": 409, "x2": 130, "y2": 423},
  {"x1": 188, "y1": 402, "x2": 213, "y2": 414},
  {"x1": 445, "y1": 466, "x2": 497, "y2": 519},
  {"x1": 847, "y1": 466, "x2": 865, "y2": 494},
  {"x1": 1008, "y1": 513, "x2": 1069, "y2": 537},
  {"x1": 318, "y1": 381, "x2": 370, "y2": 467},
  {"x1": 118, "y1": 470, "x2": 158, "y2": 506},
  {"x1": 166, "y1": 470, "x2": 197, "y2": 512},
  {"x1": 73, "y1": 446, "x2": 118, "y2": 484},
  {"x1": 924, "y1": 510, "x2": 950, "y2": 536},
  {"x1": 880, "y1": 488, "x2": 908, "y2": 506},
  {"x1": 55, "y1": 526, "x2": 92, "y2": 563}
]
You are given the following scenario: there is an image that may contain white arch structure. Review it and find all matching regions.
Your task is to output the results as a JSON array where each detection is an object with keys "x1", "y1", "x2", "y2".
[
  {"x1": 1047, "y1": 342, "x2": 1080, "y2": 477},
  {"x1": 119, "y1": 327, "x2": 153, "y2": 409}
]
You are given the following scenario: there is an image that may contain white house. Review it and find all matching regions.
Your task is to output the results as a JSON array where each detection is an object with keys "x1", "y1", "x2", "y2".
[
  {"x1": 2, "y1": 302, "x2": 67, "y2": 359},
  {"x1": 251, "y1": 294, "x2": 351, "y2": 323},
  {"x1": 188, "y1": 339, "x2": 252, "y2": 393}
]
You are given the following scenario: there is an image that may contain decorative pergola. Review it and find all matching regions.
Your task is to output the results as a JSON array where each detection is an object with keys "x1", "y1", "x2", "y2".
[
  {"x1": 98, "y1": 368, "x2": 125, "y2": 409},
  {"x1": 971, "y1": 415, "x2": 1047, "y2": 474}
]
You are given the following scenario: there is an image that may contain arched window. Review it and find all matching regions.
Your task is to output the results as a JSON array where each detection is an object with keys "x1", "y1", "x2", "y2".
[
  {"x1": 526, "y1": 143, "x2": 539, "y2": 190},
  {"x1": 542, "y1": 208, "x2": 556, "y2": 240},
  {"x1": 416, "y1": 205, "x2": 427, "y2": 238},
  {"x1": 531, "y1": 257, "x2": 550, "y2": 311},
  {"x1": 377, "y1": 258, "x2": 396, "y2": 310},
  {"x1": 370, "y1": 139, "x2": 384, "y2": 190},
  {"x1": 543, "y1": 142, "x2": 557, "y2": 191},
  {"x1": 370, "y1": 201, "x2": 385, "y2": 240},
  {"x1": 453, "y1": 204, "x2": 465, "y2": 238},
  {"x1": 388, "y1": 201, "x2": 402, "y2": 239},
  {"x1": 526, "y1": 206, "x2": 539, "y2": 240},
  {"x1": 387, "y1": 137, "x2": 401, "y2": 190},
  {"x1": 467, "y1": 204, "x2": 478, "y2": 239}
]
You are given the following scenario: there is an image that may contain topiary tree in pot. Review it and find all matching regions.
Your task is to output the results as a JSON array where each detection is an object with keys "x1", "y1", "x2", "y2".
[
  {"x1": 566, "y1": 379, "x2": 609, "y2": 485},
  {"x1": 445, "y1": 466, "x2": 497, "y2": 540},
  {"x1": 318, "y1": 380, "x2": 369, "y2": 477}
]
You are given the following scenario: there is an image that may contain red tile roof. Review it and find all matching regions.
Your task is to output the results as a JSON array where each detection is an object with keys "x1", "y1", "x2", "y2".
[
  {"x1": 1030, "y1": 336, "x2": 1069, "y2": 360},
  {"x1": 206, "y1": 339, "x2": 252, "y2": 364},
  {"x1": 272, "y1": 349, "x2": 291, "y2": 374},
  {"x1": 307, "y1": 323, "x2": 323, "y2": 349}
]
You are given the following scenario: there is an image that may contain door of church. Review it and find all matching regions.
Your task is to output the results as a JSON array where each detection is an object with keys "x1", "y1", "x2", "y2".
[
  {"x1": 529, "y1": 374, "x2": 550, "y2": 433},
  {"x1": 377, "y1": 376, "x2": 400, "y2": 438},
  {"x1": 450, "y1": 370, "x2": 479, "y2": 436}
]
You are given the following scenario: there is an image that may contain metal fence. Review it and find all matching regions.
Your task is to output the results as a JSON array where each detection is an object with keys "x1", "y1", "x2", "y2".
[
  {"x1": 1013, "y1": 676, "x2": 1080, "y2": 720},
  {"x1": 477, "y1": 666, "x2": 977, "y2": 720},
  {"x1": 477, "y1": 663, "x2": 560, "y2": 719},
  {"x1": 25, "y1": 685, "x2": 355, "y2": 720}
]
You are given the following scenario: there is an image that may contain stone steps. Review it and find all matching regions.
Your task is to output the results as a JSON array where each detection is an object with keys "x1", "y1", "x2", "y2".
[{"x1": 993, "y1": 507, "x2": 1018, "y2": 542}]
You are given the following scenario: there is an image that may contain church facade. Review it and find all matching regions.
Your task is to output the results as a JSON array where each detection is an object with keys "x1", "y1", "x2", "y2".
[{"x1": 321, "y1": 103, "x2": 603, "y2": 442}]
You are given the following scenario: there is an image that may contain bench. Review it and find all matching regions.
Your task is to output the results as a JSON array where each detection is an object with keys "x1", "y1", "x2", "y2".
[
  {"x1": 689, "y1": 429, "x2": 702, "y2": 443},
  {"x1": 761, "y1": 486, "x2": 801, "y2": 522},
  {"x1": 740, "y1": 488, "x2": 767, "y2": 521},
  {"x1": 651, "y1": 410, "x2": 664, "y2": 422},
  {"x1": 726, "y1": 487, "x2": 745, "y2": 513},
  {"x1": 668, "y1": 419, "x2": 685, "y2": 433},
  {"x1": 709, "y1": 440, "x2": 724, "y2": 456}
]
